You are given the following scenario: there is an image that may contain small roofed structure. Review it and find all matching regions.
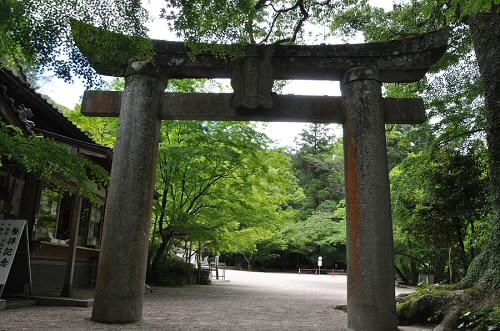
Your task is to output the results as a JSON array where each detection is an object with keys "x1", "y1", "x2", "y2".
[{"x1": 0, "y1": 67, "x2": 112, "y2": 299}]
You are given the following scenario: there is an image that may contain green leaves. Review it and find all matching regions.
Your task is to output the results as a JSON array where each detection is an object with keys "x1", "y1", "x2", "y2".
[
  {"x1": 292, "y1": 124, "x2": 344, "y2": 209},
  {"x1": 0, "y1": 121, "x2": 109, "y2": 203},
  {"x1": 71, "y1": 20, "x2": 155, "y2": 76},
  {"x1": 64, "y1": 104, "x2": 119, "y2": 148},
  {"x1": 163, "y1": 0, "x2": 371, "y2": 48},
  {"x1": 283, "y1": 124, "x2": 347, "y2": 264},
  {"x1": 0, "y1": 0, "x2": 149, "y2": 86},
  {"x1": 390, "y1": 146, "x2": 487, "y2": 279},
  {"x1": 152, "y1": 119, "x2": 300, "y2": 257}
]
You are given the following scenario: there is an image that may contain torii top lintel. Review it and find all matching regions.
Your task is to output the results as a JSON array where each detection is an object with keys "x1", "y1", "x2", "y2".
[{"x1": 72, "y1": 22, "x2": 448, "y2": 83}]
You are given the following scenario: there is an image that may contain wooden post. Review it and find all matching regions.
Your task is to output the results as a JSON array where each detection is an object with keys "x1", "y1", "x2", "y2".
[
  {"x1": 197, "y1": 242, "x2": 202, "y2": 283},
  {"x1": 449, "y1": 247, "x2": 453, "y2": 283},
  {"x1": 61, "y1": 195, "x2": 82, "y2": 297},
  {"x1": 215, "y1": 255, "x2": 219, "y2": 280}
]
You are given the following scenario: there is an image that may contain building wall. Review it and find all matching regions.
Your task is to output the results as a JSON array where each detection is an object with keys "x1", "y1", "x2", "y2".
[
  {"x1": 1, "y1": 68, "x2": 110, "y2": 296},
  {"x1": 1, "y1": 168, "x2": 103, "y2": 294},
  {"x1": 30, "y1": 260, "x2": 96, "y2": 293}
]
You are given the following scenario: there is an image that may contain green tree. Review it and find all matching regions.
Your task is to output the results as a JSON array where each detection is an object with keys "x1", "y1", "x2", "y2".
[
  {"x1": 0, "y1": 121, "x2": 108, "y2": 202},
  {"x1": 212, "y1": 148, "x2": 302, "y2": 269},
  {"x1": 0, "y1": 0, "x2": 148, "y2": 85},
  {"x1": 391, "y1": 146, "x2": 487, "y2": 283},
  {"x1": 149, "y1": 120, "x2": 301, "y2": 271},
  {"x1": 285, "y1": 199, "x2": 346, "y2": 266},
  {"x1": 161, "y1": 0, "x2": 364, "y2": 46},
  {"x1": 332, "y1": 0, "x2": 500, "y2": 291},
  {"x1": 281, "y1": 124, "x2": 347, "y2": 267},
  {"x1": 64, "y1": 106, "x2": 118, "y2": 148},
  {"x1": 292, "y1": 124, "x2": 344, "y2": 210}
]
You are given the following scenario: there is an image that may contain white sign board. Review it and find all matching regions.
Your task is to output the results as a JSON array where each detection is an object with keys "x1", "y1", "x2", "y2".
[
  {"x1": 0, "y1": 220, "x2": 27, "y2": 285},
  {"x1": 318, "y1": 256, "x2": 323, "y2": 267}
]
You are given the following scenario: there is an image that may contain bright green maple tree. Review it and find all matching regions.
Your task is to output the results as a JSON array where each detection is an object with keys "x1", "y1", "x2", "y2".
[{"x1": 149, "y1": 120, "x2": 302, "y2": 271}]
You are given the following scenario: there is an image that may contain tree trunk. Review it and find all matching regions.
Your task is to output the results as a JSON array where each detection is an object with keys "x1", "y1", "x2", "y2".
[
  {"x1": 468, "y1": 220, "x2": 476, "y2": 258},
  {"x1": 462, "y1": 9, "x2": 500, "y2": 289},
  {"x1": 409, "y1": 259, "x2": 418, "y2": 286},
  {"x1": 188, "y1": 241, "x2": 193, "y2": 263},
  {"x1": 151, "y1": 228, "x2": 174, "y2": 271},
  {"x1": 395, "y1": 264, "x2": 409, "y2": 284},
  {"x1": 151, "y1": 239, "x2": 168, "y2": 272},
  {"x1": 242, "y1": 253, "x2": 253, "y2": 270},
  {"x1": 197, "y1": 242, "x2": 202, "y2": 283},
  {"x1": 453, "y1": 218, "x2": 468, "y2": 272}
]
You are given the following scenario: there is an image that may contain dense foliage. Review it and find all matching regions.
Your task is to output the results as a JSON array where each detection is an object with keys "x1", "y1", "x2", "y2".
[
  {"x1": 0, "y1": 121, "x2": 108, "y2": 202},
  {"x1": 162, "y1": 0, "x2": 364, "y2": 46},
  {"x1": 149, "y1": 119, "x2": 300, "y2": 271},
  {"x1": 331, "y1": 0, "x2": 500, "y2": 292},
  {"x1": 0, "y1": 0, "x2": 148, "y2": 86}
]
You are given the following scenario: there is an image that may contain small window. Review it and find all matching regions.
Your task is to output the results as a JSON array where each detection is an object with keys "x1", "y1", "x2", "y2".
[
  {"x1": 34, "y1": 186, "x2": 104, "y2": 247},
  {"x1": 56, "y1": 192, "x2": 73, "y2": 241},
  {"x1": 78, "y1": 200, "x2": 103, "y2": 247},
  {"x1": 33, "y1": 187, "x2": 61, "y2": 241},
  {"x1": 87, "y1": 206, "x2": 103, "y2": 247},
  {"x1": 78, "y1": 199, "x2": 91, "y2": 245}
]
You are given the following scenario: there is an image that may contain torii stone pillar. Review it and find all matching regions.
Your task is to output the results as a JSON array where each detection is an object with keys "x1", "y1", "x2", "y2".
[
  {"x1": 91, "y1": 62, "x2": 163, "y2": 323},
  {"x1": 342, "y1": 67, "x2": 396, "y2": 331}
]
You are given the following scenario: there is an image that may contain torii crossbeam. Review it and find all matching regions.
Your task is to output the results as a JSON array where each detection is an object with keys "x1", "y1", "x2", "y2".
[
  {"x1": 73, "y1": 22, "x2": 448, "y2": 331},
  {"x1": 82, "y1": 92, "x2": 426, "y2": 124}
]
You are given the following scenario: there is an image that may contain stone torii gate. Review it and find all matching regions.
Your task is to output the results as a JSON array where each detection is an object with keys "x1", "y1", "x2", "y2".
[{"x1": 73, "y1": 24, "x2": 447, "y2": 331}]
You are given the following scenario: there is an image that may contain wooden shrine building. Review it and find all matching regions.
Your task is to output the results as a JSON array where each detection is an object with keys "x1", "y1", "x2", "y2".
[{"x1": 0, "y1": 67, "x2": 112, "y2": 296}]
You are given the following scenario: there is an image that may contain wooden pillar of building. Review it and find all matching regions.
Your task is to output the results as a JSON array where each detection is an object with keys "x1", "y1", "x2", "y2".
[
  {"x1": 342, "y1": 67, "x2": 397, "y2": 331},
  {"x1": 91, "y1": 62, "x2": 163, "y2": 323},
  {"x1": 61, "y1": 194, "x2": 82, "y2": 297}
]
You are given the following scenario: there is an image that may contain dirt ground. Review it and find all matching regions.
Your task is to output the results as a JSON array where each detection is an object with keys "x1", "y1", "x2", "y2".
[{"x1": 1, "y1": 270, "x2": 430, "y2": 330}]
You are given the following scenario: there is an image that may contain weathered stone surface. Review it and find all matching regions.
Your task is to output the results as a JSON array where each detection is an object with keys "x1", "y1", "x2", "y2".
[
  {"x1": 82, "y1": 91, "x2": 425, "y2": 124},
  {"x1": 72, "y1": 21, "x2": 448, "y2": 83},
  {"x1": 91, "y1": 63, "x2": 163, "y2": 323},
  {"x1": 342, "y1": 67, "x2": 397, "y2": 331},
  {"x1": 230, "y1": 47, "x2": 274, "y2": 110},
  {"x1": 73, "y1": 19, "x2": 449, "y2": 327}
]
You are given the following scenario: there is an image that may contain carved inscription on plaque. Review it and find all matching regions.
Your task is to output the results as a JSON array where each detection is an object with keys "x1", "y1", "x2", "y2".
[{"x1": 230, "y1": 47, "x2": 274, "y2": 110}]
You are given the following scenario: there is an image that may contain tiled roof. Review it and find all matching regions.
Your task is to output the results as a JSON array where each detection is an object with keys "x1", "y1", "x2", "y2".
[
  {"x1": 0, "y1": 67, "x2": 96, "y2": 144},
  {"x1": 0, "y1": 66, "x2": 113, "y2": 169}
]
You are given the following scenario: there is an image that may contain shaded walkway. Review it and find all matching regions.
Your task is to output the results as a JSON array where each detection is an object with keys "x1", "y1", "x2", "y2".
[{"x1": 1, "y1": 270, "x2": 423, "y2": 330}]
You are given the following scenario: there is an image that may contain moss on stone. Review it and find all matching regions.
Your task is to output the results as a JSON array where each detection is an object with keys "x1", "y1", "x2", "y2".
[
  {"x1": 397, "y1": 292, "x2": 446, "y2": 325},
  {"x1": 70, "y1": 20, "x2": 155, "y2": 76},
  {"x1": 397, "y1": 285, "x2": 499, "y2": 329}
]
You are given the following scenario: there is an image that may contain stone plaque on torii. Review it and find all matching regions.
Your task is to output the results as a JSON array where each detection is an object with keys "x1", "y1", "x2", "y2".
[{"x1": 72, "y1": 23, "x2": 448, "y2": 331}]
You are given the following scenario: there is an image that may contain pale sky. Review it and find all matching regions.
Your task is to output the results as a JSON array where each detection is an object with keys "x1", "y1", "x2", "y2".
[{"x1": 37, "y1": 0, "x2": 394, "y2": 148}]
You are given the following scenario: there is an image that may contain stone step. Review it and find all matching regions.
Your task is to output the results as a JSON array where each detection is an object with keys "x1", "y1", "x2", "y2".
[
  {"x1": 32, "y1": 295, "x2": 93, "y2": 307},
  {"x1": 5, "y1": 298, "x2": 37, "y2": 310}
]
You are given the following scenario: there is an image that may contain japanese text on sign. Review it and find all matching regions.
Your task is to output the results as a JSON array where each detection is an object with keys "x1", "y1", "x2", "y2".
[{"x1": 0, "y1": 220, "x2": 26, "y2": 285}]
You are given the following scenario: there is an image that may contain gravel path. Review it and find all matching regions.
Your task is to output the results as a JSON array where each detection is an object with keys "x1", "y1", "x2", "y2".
[{"x1": 1, "y1": 270, "x2": 427, "y2": 330}]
